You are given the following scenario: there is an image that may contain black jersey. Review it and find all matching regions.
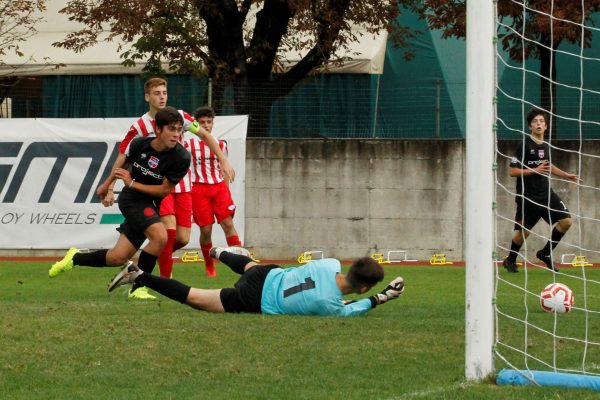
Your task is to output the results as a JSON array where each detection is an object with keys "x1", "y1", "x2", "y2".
[
  {"x1": 510, "y1": 135, "x2": 553, "y2": 202},
  {"x1": 122, "y1": 137, "x2": 191, "y2": 199}
]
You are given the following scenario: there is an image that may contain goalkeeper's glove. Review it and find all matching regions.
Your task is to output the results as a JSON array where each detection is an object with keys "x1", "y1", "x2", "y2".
[{"x1": 370, "y1": 276, "x2": 404, "y2": 307}]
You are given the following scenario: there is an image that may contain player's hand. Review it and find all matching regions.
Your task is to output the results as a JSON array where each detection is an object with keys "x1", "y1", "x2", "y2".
[
  {"x1": 566, "y1": 172, "x2": 582, "y2": 184},
  {"x1": 535, "y1": 161, "x2": 550, "y2": 175},
  {"x1": 371, "y1": 276, "x2": 405, "y2": 306},
  {"x1": 102, "y1": 190, "x2": 115, "y2": 207},
  {"x1": 221, "y1": 159, "x2": 235, "y2": 183},
  {"x1": 187, "y1": 121, "x2": 208, "y2": 137},
  {"x1": 96, "y1": 183, "x2": 108, "y2": 201},
  {"x1": 114, "y1": 168, "x2": 133, "y2": 186},
  {"x1": 382, "y1": 276, "x2": 405, "y2": 300}
]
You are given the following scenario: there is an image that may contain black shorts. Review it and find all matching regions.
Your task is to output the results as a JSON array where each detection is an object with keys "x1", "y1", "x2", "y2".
[
  {"x1": 116, "y1": 192, "x2": 162, "y2": 249},
  {"x1": 514, "y1": 192, "x2": 570, "y2": 231},
  {"x1": 220, "y1": 265, "x2": 280, "y2": 313}
]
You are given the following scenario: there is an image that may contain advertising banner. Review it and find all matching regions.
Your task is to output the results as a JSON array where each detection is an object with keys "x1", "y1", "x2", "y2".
[{"x1": 0, "y1": 116, "x2": 247, "y2": 250}]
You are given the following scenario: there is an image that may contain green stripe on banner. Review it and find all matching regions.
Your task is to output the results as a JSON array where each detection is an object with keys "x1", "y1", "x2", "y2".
[{"x1": 100, "y1": 214, "x2": 124, "y2": 224}]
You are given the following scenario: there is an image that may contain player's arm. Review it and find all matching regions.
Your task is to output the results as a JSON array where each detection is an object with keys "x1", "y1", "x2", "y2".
[
  {"x1": 550, "y1": 164, "x2": 582, "y2": 184},
  {"x1": 114, "y1": 168, "x2": 176, "y2": 199},
  {"x1": 187, "y1": 122, "x2": 235, "y2": 182},
  {"x1": 338, "y1": 277, "x2": 405, "y2": 316},
  {"x1": 97, "y1": 153, "x2": 127, "y2": 204},
  {"x1": 337, "y1": 298, "x2": 374, "y2": 316},
  {"x1": 509, "y1": 164, "x2": 550, "y2": 177},
  {"x1": 97, "y1": 127, "x2": 138, "y2": 206}
]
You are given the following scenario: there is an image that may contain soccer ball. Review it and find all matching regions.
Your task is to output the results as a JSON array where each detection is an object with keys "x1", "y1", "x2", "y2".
[{"x1": 540, "y1": 283, "x2": 574, "y2": 313}]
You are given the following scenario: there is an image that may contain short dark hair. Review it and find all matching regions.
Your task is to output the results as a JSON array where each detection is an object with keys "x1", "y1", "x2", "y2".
[
  {"x1": 346, "y1": 257, "x2": 384, "y2": 290},
  {"x1": 155, "y1": 106, "x2": 183, "y2": 128},
  {"x1": 194, "y1": 105, "x2": 215, "y2": 120},
  {"x1": 526, "y1": 107, "x2": 548, "y2": 126}
]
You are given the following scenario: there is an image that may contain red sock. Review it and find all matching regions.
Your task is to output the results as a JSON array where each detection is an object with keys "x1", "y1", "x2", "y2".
[
  {"x1": 158, "y1": 229, "x2": 176, "y2": 278},
  {"x1": 173, "y1": 240, "x2": 186, "y2": 252},
  {"x1": 226, "y1": 235, "x2": 242, "y2": 247},
  {"x1": 201, "y1": 242, "x2": 216, "y2": 277}
]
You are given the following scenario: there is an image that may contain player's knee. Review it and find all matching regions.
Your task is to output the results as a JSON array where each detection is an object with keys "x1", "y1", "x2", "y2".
[
  {"x1": 106, "y1": 251, "x2": 130, "y2": 265},
  {"x1": 559, "y1": 218, "x2": 573, "y2": 230},
  {"x1": 149, "y1": 231, "x2": 168, "y2": 249},
  {"x1": 176, "y1": 236, "x2": 190, "y2": 247},
  {"x1": 200, "y1": 225, "x2": 212, "y2": 237},
  {"x1": 176, "y1": 227, "x2": 191, "y2": 245}
]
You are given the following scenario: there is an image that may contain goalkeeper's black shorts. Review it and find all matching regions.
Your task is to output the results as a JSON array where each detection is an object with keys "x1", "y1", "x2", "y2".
[{"x1": 220, "y1": 265, "x2": 280, "y2": 313}]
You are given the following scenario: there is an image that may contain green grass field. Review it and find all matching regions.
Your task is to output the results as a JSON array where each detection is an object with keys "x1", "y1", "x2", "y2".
[{"x1": 1, "y1": 260, "x2": 600, "y2": 399}]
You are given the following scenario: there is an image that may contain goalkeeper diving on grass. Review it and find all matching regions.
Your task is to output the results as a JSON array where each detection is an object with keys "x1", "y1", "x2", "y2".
[{"x1": 108, "y1": 247, "x2": 404, "y2": 316}]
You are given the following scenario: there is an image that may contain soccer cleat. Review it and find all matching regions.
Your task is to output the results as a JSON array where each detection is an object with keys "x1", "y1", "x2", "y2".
[
  {"x1": 205, "y1": 264, "x2": 217, "y2": 277},
  {"x1": 209, "y1": 246, "x2": 225, "y2": 260},
  {"x1": 502, "y1": 258, "x2": 519, "y2": 273},
  {"x1": 49, "y1": 247, "x2": 79, "y2": 277},
  {"x1": 536, "y1": 250, "x2": 559, "y2": 272},
  {"x1": 128, "y1": 286, "x2": 156, "y2": 300},
  {"x1": 210, "y1": 246, "x2": 251, "y2": 260},
  {"x1": 108, "y1": 261, "x2": 142, "y2": 292}
]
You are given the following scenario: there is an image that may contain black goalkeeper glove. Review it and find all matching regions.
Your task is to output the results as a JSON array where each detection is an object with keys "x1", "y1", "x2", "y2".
[{"x1": 370, "y1": 276, "x2": 405, "y2": 307}]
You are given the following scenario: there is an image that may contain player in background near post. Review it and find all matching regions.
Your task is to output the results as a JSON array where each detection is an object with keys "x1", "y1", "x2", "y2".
[
  {"x1": 502, "y1": 107, "x2": 582, "y2": 273},
  {"x1": 109, "y1": 246, "x2": 405, "y2": 316},
  {"x1": 189, "y1": 106, "x2": 242, "y2": 277},
  {"x1": 49, "y1": 107, "x2": 191, "y2": 297},
  {"x1": 100, "y1": 78, "x2": 235, "y2": 294}
]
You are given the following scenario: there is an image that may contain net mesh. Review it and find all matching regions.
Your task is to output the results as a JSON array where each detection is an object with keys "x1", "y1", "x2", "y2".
[{"x1": 494, "y1": 0, "x2": 600, "y2": 377}]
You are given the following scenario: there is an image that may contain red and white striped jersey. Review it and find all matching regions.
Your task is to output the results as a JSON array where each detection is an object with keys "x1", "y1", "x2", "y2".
[
  {"x1": 119, "y1": 110, "x2": 194, "y2": 193},
  {"x1": 188, "y1": 134, "x2": 228, "y2": 185}
]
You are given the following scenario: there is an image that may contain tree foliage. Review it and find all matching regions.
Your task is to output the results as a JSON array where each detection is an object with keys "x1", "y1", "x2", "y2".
[
  {"x1": 54, "y1": 0, "x2": 418, "y2": 136},
  {"x1": 0, "y1": 0, "x2": 46, "y2": 62},
  {"x1": 0, "y1": 0, "x2": 47, "y2": 114},
  {"x1": 416, "y1": 0, "x2": 600, "y2": 139}
]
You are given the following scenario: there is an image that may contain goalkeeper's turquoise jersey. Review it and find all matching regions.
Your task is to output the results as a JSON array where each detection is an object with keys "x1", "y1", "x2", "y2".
[{"x1": 260, "y1": 258, "x2": 373, "y2": 316}]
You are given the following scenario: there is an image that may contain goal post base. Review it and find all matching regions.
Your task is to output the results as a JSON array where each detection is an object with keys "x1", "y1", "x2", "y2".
[{"x1": 497, "y1": 369, "x2": 600, "y2": 392}]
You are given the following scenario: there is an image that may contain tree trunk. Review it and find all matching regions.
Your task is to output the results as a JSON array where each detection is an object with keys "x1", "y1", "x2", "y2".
[{"x1": 538, "y1": 33, "x2": 559, "y2": 141}]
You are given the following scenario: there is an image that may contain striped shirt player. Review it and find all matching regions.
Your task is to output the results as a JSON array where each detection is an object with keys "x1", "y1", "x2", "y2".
[
  {"x1": 108, "y1": 247, "x2": 406, "y2": 317},
  {"x1": 190, "y1": 106, "x2": 242, "y2": 277}
]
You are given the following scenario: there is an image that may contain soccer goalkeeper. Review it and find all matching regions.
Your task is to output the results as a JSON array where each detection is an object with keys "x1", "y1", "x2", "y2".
[{"x1": 109, "y1": 247, "x2": 405, "y2": 316}]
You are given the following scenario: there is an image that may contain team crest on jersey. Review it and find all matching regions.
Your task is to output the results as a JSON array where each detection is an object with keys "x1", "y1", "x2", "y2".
[
  {"x1": 148, "y1": 156, "x2": 159, "y2": 169},
  {"x1": 538, "y1": 149, "x2": 545, "y2": 158}
]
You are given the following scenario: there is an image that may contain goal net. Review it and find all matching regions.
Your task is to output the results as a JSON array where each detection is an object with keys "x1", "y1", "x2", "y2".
[{"x1": 489, "y1": 0, "x2": 600, "y2": 390}]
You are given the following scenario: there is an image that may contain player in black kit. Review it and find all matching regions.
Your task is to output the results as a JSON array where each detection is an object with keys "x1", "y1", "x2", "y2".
[
  {"x1": 49, "y1": 107, "x2": 192, "y2": 297},
  {"x1": 502, "y1": 108, "x2": 581, "y2": 273}
]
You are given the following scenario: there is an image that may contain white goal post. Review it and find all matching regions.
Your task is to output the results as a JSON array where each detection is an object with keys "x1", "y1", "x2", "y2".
[{"x1": 465, "y1": 0, "x2": 495, "y2": 381}]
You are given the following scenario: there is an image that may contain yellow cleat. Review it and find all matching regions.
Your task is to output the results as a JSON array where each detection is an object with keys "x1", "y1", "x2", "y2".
[
  {"x1": 128, "y1": 286, "x2": 156, "y2": 301},
  {"x1": 49, "y1": 248, "x2": 79, "y2": 277}
]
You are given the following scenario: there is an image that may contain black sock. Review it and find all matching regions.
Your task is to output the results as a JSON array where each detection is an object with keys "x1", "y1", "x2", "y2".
[
  {"x1": 73, "y1": 249, "x2": 108, "y2": 267},
  {"x1": 219, "y1": 251, "x2": 253, "y2": 275},
  {"x1": 138, "y1": 250, "x2": 158, "y2": 274},
  {"x1": 131, "y1": 250, "x2": 158, "y2": 292},
  {"x1": 137, "y1": 273, "x2": 190, "y2": 304},
  {"x1": 540, "y1": 228, "x2": 566, "y2": 255},
  {"x1": 507, "y1": 241, "x2": 521, "y2": 262}
]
